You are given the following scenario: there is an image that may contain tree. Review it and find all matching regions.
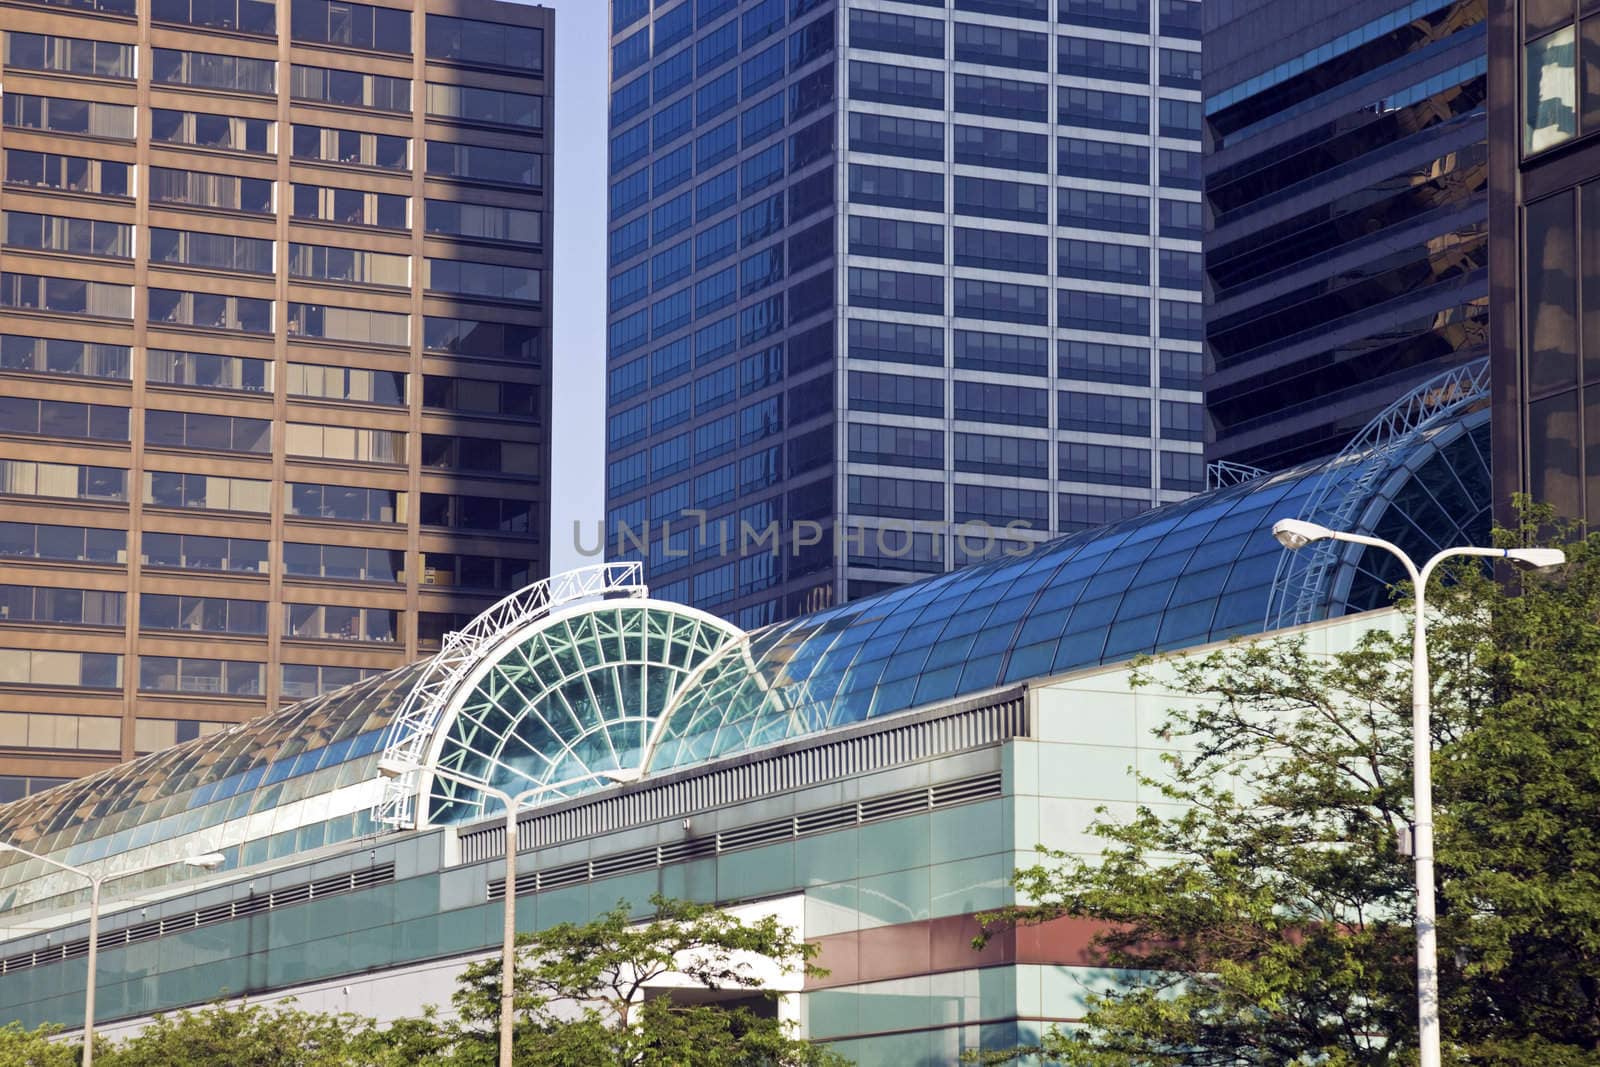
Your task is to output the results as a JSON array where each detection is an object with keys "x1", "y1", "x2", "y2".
[
  {"x1": 99, "y1": 1001, "x2": 395, "y2": 1067},
  {"x1": 448, "y1": 894, "x2": 846, "y2": 1066},
  {"x1": 970, "y1": 521, "x2": 1600, "y2": 1065},
  {"x1": 0, "y1": 1021, "x2": 79, "y2": 1067}
]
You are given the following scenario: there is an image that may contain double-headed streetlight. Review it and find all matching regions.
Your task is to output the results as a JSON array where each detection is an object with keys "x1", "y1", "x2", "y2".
[
  {"x1": 377, "y1": 758, "x2": 640, "y2": 1067},
  {"x1": 0, "y1": 842, "x2": 226, "y2": 1067},
  {"x1": 1271, "y1": 518, "x2": 1565, "y2": 1067}
]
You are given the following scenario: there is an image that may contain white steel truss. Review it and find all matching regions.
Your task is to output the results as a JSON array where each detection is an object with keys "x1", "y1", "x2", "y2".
[{"x1": 374, "y1": 563, "x2": 648, "y2": 828}]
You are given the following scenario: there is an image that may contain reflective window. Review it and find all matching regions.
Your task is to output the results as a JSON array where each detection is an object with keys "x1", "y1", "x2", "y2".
[
  {"x1": 955, "y1": 381, "x2": 1049, "y2": 426},
  {"x1": 426, "y1": 142, "x2": 542, "y2": 187},
  {"x1": 1, "y1": 335, "x2": 129, "y2": 381},
  {"x1": 418, "y1": 493, "x2": 539, "y2": 533},
  {"x1": 2, "y1": 212, "x2": 132, "y2": 258},
  {"x1": 284, "y1": 542, "x2": 403, "y2": 582},
  {"x1": 423, "y1": 316, "x2": 540, "y2": 360},
  {"x1": 1061, "y1": 188, "x2": 1149, "y2": 235},
  {"x1": 290, "y1": 363, "x2": 405, "y2": 405},
  {"x1": 148, "y1": 349, "x2": 272, "y2": 393},
  {"x1": 954, "y1": 484, "x2": 1047, "y2": 525},
  {"x1": 153, "y1": 109, "x2": 274, "y2": 153},
  {"x1": 418, "y1": 552, "x2": 533, "y2": 591},
  {"x1": 422, "y1": 375, "x2": 537, "y2": 416},
  {"x1": 0, "y1": 522, "x2": 125, "y2": 565},
  {"x1": 848, "y1": 318, "x2": 944, "y2": 367},
  {"x1": 955, "y1": 330, "x2": 1048, "y2": 376},
  {"x1": 151, "y1": 167, "x2": 274, "y2": 214},
  {"x1": 149, "y1": 229, "x2": 274, "y2": 274},
  {"x1": 154, "y1": 48, "x2": 276, "y2": 93},
  {"x1": 0, "y1": 273, "x2": 131, "y2": 318},
  {"x1": 286, "y1": 302, "x2": 409, "y2": 346},
  {"x1": 4, "y1": 32, "x2": 135, "y2": 79},
  {"x1": 954, "y1": 433, "x2": 1048, "y2": 478},
  {"x1": 139, "y1": 656, "x2": 264, "y2": 696},
  {"x1": 287, "y1": 482, "x2": 405, "y2": 522},
  {"x1": 849, "y1": 113, "x2": 944, "y2": 161},
  {"x1": 850, "y1": 60, "x2": 944, "y2": 110},
  {"x1": 0, "y1": 460, "x2": 127, "y2": 502},
  {"x1": 142, "y1": 531, "x2": 268, "y2": 572},
  {"x1": 291, "y1": 0, "x2": 411, "y2": 52},
  {"x1": 291, "y1": 124, "x2": 409, "y2": 170},
  {"x1": 0, "y1": 650, "x2": 121, "y2": 690},
  {"x1": 955, "y1": 229, "x2": 1048, "y2": 274},
  {"x1": 278, "y1": 662, "x2": 385, "y2": 700},
  {"x1": 140, "y1": 593, "x2": 268, "y2": 635},
  {"x1": 288, "y1": 243, "x2": 410, "y2": 286},
  {"x1": 1060, "y1": 390, "x2": 1151, "y2": 435},
  {"x1": 850, "y1": 9, "x2": 944, "y2": 58},
  {"x1": 148, "y1": 289, "x2": 273, "y2": 333},
  {"x1": 144, "y1": 471, "x2": 271, "y2": 512},
  {"x1": 286, "y1": 423, "x2": 406, "y2": 464},
  {"x1": 0, "y1": 708, "x2": 120, "y2": 747},
  {"x1": 954, "y1": 73, "x2": 1048, "y2": 122},
  {"x1": 1058, "y1": 36, "x2": 1148, "y2": 82},
  {"x1": 848, "y1": 475, "x2": 943, "y2": 520},
  {"x1": 1527, "y1": 25, "x2": 1577, "y2": 153},
  {"x1": 0, "y1": 584, "x2": 124, "y2": 626},
  {"x1": 4, "y1": 150, "x2": 129, "y2": 197},
  {"x1": 1061, "y1": 441, "x2": 1151, "y2": 487},
  {"x1": 421, "y1": 433, "x2": 538, "y2": 475},
  {"x1": 284, "y1": 603, "x2": 397, "y2": 642},
  {"x1": 955, "y1": 21, "x2": 1047, "y2": 69},
  {"x1": 0, "y1": 398, "x2": 128, "y2": 442},
  {"x1": 954, "y1": 279, "x2": 1049, "y2": 325},
  {"x1": 290, "y1": 183, "x2": 408, "y2": 228},
  {"x1": 849, "y1": 267, "x2": 944, "y2": 315},
  {"x1": 2, "y1": 95, "x2": 135, "y2": 140},
  {"x1": 426, "y1": 14, "x2": 544, "y2": 72},
  {"x1": 290, "y1": 64, "x2": 410, "y2": 111}
]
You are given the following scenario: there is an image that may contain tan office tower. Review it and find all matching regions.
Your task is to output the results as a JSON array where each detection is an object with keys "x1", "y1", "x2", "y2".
[{"x1": 0, "y1": 0, "x2": 552, "y2": 797}]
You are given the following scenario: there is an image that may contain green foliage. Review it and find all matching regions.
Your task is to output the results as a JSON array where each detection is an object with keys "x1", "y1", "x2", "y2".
[
  {"x1": 970, "y1": 516, "x2": 1600, "y2": 1065},
  {"x1": 98, "y1": 1001, "x2": 395, "y2": 1067},
  {"x1": 0, "y1": 1021, "x2": 79, "y2": 1067}
]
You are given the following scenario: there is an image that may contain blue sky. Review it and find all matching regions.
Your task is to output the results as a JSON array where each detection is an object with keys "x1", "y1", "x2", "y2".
[{"x1": 534, "y1": 0, "x2": 608, "y2": 572}]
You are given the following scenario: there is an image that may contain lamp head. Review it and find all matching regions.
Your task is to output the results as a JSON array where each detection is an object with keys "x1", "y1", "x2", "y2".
[
  {"x1": 1272, "y1": 518, "x2": 1333, "y2": 550},
  {"x1": 1505, "y1": 547, "x2": 1567, "y2": 570},
  {"x1": 185, "y1": 853, "x2": 226, "y2": 870},
  {"x1": 377, "y1": 757, "x2": 417, "y2": 780}
]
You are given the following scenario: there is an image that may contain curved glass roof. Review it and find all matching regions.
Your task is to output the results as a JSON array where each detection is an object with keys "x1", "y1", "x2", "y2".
[{"x1": 0, "y1": 406, "x2": 1490, "y2": 922}]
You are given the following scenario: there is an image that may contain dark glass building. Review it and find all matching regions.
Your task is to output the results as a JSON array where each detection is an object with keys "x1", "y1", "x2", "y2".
[
  {"x1": 1203, "y1": 0, "x2": 1490, "y2": 472},
  {"x1": 606, "y1": 0, "x2": 1207, "y2": 627},
  {"x1": 1489, "y1": 0, "x2": 1600, "y2": 523},
  {"x1": 0, "y1": 0, "x2": 552, "y2": 794}
]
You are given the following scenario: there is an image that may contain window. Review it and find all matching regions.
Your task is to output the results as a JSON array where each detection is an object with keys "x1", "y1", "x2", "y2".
[
  {"x1": 655, "y1": 191, "x2": 694, "y2": 240},
  {"x1": 1059, "y1": 138, "x2": 1149, "y2": 184},
  {"x1": 292, "y1": 124, "x2": 410, "y2": 169},
  {"x1": 5, "y1": 150, "x2": 129, "y2": 197},
  {"x1": 1160, "y1": 348, "x2": 1202, "y2": 388},
  {"x1": 3, "y1": 95, "x2": 136, "y2": 140},
  {"x1": 741, "y1": 395, "x2": 783, "y2": 442},
  {"x1": 655, "y1": 97, "x2": 694, "y2": 151},
  {"x1": 426, "y1": 13, "x2": 544, "y2": 72},
  {"x1": 850, "y1": 9, "x2": 944, "y2": 58},
  {"x1": 695, "y1": 267, "x2": 738, "y2": 318},
  {"x1": 743, "y1": 0, "x2": 785, "y2": 45},
  {"x1": 612, "y1": 263, "x2": 649, "y2": 311},
  {"x1": 294, "y1": 364, "x2": 406, "y2": 408},
  {"x1": 954, "y1": 176, "x2": 1048, "y2": 222},
  {"x1": 148, "y1": 288, "x2": 273, "y2": 333},
  {"x1": 1160, "y1": 298, "x2": 1202, "y2": 339},
  {"x1": 148, "y1": 349, "x2": 272, "y2": 392},
  {"x1": 954, "y1": 484, "x2": 1047, "y2": 526},
  {"x1": 4, "y1": 32, "x2": 135, "y2": 79},
  {"x1": 791, "y1": 8, "x2": 835, "y2": 68},
  {"x1": 287, "y1": 482, "x2": 405, "y2": 522},
  {"x1": 1160, "y1": 249, "x2": 1203, "y2": 290},
  {"x1": 1058, "y1": 37, "x2": 1148, "y2": 82},
  {"x1": 0, "y1": 522, "x2": 125, "y2": 566},
  {"x1": 291, "y1": 184, "x2": 408, "y2": 228},
  {"x1": 850, "y1": 424, "x2": 944, "y2": 469},
  {"x1": 1527, "y1": 24, "x2": 1578, "y2": 153},
  {"x1": 850, "y1": 113, "x2": 944, "y2": 161},
  {"x1": 149, "y1": 229, "x2": 275, "y2": 274},
  {"x1": 790, "y1": 168, "x2": 835, "y2": 219},
  {"x1": 954, "y1": 433, "x2": 1047, "y2": 478},
  {"x1": 139, "y1": 657, "x2": 263, "y2": 696},
  {"x1": 2, "y1": 334, "x2": 129, "y2": 381},
  {"x1": 153, "y1": 0, "x2": 274, "y2": 32},
  {"x1": 141, "y1": 594, "x2": 268, "y2": 635},
  {"x1": 280, "y1": 663, "x2": 386, "y2": 699},
  {"x1": 850, "y1": 60, "x2": 944, "y2": 110},
  {"x1": 291, "y1": 64, "x2": 410, "y2": 111},
  {"x1": 426, "y1": 142, "x2": 541, "y2": 187},
  {"x1": 696, "y1": 168, "x2": 738, "y2": 221},
  {"x1": 959, "y1": 0, "x2": 1046, "y2": 16},
  {"x1": 284, "y1": 603, "x2": 398, "y2": 643},
  {"x1": 0, "y1": 706, "x2": 121, "y2": 745},
  {"x1": 790, "y1": 62, "x2": 836, "y2": 120},
  {"x1": 153, "y1": 109, "x2": 273, "y2": 153},
  {"x1": 955, "y1": 279, "x2": 1048, "y2": 325},
  {"x1": 1060, "y1": 88, "x2": 1148, "y2": 134},
  {"x1": 850, "y1": 164, "x2": 944, "y2": 212},
  {"x1": 0, "y1": 273, "x2": 131, "y2": 318},
  {"x1": 614, "y1": 73, "x2": 650, "y2": 125},
  {"x1": 653, "y1": 337, "x2": 693, "y2": 383},
  {"x1": 954, "y1": 229, "x2": 1047, "y2": 274},
  {"x1": 850, "y1": 267, "x2": 944, "y2": 315},
  {"x1": 144, "y1": 470, "x2": 270, "y2": 512},
  {"x1": 848, "y1": 475, "x2": 943, "y2": 521},
  {"x1": 1160, "y1": 47, "x2": 1201, "y2": 88},
  {"x1": 143, "y1": 531, "x2": 267, "y2": 573},
  {"x1": 424, "y1": 317, "x2": 540, "y2": 360},
  {"x1": 1159, "y1": 148, "x2": 1202, "y2": 189},
  {"x1": 1161, "y1": 449, "x2": 1204, "y2": 491},
  {"x1": 653, "y1": 289, "x2": 692, "y2": 336},
  {"x1": 1060, "y1": 390, "x2": 1150, "y2": 435},
  {"x1": 1060, "y1": 492, "x2": 1149, "y2": 531},
  {"x1": 742, "y1": 244, "x2": 785, "y2": 297},
  {"x1": 1160, "y1": 398, "x2": 1203, "y2": 440},
  {"x1": 1159, "y1": 98, "x2": 1202, "y2": 138},
  {"x1": 655, "y1": 143, "x2": 694, "y2": 195},
  {"x1": 421, "y1": 379, "x2": 531, "y2": 424},
  {"x1": 286, "y1": 302, "x2": 409, "y2": 345},
  {"x1": 955, "y1": 330, "x2": 1048, "y2": 375},
  {"x1": 421, "y1": 433, "x2": 536, "y2": 475},
  {"x1": 743, "y1": 143, "x2": 786, "y2": 194},
  {"x1": 0, "y1": 398, "x2": 128, "y2": 442},
  {"x1": 1059, "y1": 290, "x2": 1150, "y2": 335},
  {"x1": 1059, "y1": 239, "x2": 1149, "y2": 284},
  {"x1": 954, "y1": 22, "x2": 1047, "y2": 69},
  {"x1": 154, "y1": 48, "x2": 276, "y2": 94},
  {"x1": 418, "y1": 493, "x2": 539, "y2": 533},
  {"x1": 417, "y1": 553, "x2": 533, "y2": 591},
  {"x1": 146, "y1": 410, "x2": 271, "y2": 453},
  {"x1": 955, "y1": 381, "x2": 1048, "y2": 426},
  {"x1": 954, "y1": 126, "x2": 1048, "y2": 173},
  {"x1": 1061, "y1": 442, "x2": 1151, "y2": 487},
  {"x1": 150, "y1": 167, "x2": 274, "y2": 213},
  {"x1": 954, "y1": 74, "x2": 1048, "y2": 122},
  {"x1": 424, "y1": 201, "x2": 540, "y2": 248},
  {"x1": 849, "y1": 370, "x2": 943, "y2": 417},
  {"x1": 613, "y1": 122, "x2": 650, "y2": 174},
  {"x1": 0, "y1": 460, "x2": 127, "y2": 503},
  {"x1": 851, "y1": 216, "x2": 944, "y2": 264},
  {"x1": 612, "y1": 215, "x2": 649, "y2": 266},
  {"x1": 698, "y1": 69, "x2": 740, "y2": 122},
  {"x1": 743, "y1": 41, "x2": 787, "y2": 97},
  {"x1": 426, "y1": 259, "x2": 539, "y2": 302},
  {"x1": 3, "y1": 211, "x2": 132, "y2": 259},
  {"x1": 657, "y1": 2, "x2": 693, "y2": 53},
  {"x1": 1061, "y1": 340, "x2": 1150, "y2": 385},
  {"x1": 292, "y1": 0, "x2": 411, "y2": 53},
  {"x1": 289, "y1": 423, "x2": 407, "y2": 464},
  {"x1": 1159, "y1": 198, "x2": 1202, "y2": 238},
  {"x1": 847, "y1": 319, "x2": 941, "y2": 368},
  {"x1": 1159, "y1": 0, "x2": 1200, "y2": 38}
]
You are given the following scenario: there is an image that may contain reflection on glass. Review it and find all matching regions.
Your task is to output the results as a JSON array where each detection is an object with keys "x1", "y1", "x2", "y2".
[{"x1": 1527, "y1": 26, "x2": 1578, "y2": 153}]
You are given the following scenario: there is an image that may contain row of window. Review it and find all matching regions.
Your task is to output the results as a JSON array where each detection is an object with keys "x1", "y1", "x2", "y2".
[{"x1": 843, "y1": 269, "x2": 1201, "y2": 334}]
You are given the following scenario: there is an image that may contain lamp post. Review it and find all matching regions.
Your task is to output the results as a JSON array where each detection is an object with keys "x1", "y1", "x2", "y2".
[
  {"x1": 378, "y1": 758, "x2": 639, "y2": 1067},
  {"x1": 0, "y1": 843, "x2": 227, "y2": 1067},
  {"x1": 1270, "y1": 518, "x2": 1565, "y2": 1067}
]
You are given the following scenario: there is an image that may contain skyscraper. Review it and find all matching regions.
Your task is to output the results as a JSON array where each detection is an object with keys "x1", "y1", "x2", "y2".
[
  {"x1": 606, "y1": 0, "x2": 1206, "y2": 627},
  {"x1": 0, "y1": 0, "x2": 552, "y2": 797},
  {"x1": 1203, "y1": 0, "x2": 1488, "y2": 472},
  {"x1": 1488, "y1": 0, "x2": 1599, "y2": 524}
]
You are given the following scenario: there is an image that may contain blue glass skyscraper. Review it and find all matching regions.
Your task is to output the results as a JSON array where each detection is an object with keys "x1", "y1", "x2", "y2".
[{"x1": 607, "y1": 0, "x2": 1205, "y2": 626}]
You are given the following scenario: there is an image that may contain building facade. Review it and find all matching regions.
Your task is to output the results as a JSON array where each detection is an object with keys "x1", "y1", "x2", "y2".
[
  {"x1": 604, "y1": 0, "x2": 1206, "y2": 628},
  {"x1": 1202, "y1": 0, "x2": 1489, "y2": 472},
  {"x1": 0, "y1": 369, "x2": 1490, "y2": 1062},
  {"x1": 0, "y1": 0, "x2": 552, "y2": 797},
  {"x1": 1488, "y1": 0, "x2": 1600, "y2": 525}
]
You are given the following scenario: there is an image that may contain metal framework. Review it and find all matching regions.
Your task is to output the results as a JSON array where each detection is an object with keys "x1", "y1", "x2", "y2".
[
  {"x1": 374, "y1": 563, "x2": 648, "y2": 828},
  {"x1": 1206, "y1": 460, "x2": 1267, "y2": 490},
  {"x1": 1265, "y1": 357, "x2": 1490, "y2": 630}
]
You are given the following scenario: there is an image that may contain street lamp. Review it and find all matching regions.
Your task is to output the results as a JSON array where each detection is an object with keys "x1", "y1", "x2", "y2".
[
  {"x1": 378, "y1": 757, "x2": 640, "y2": 1067},
  {"x1": 1271, "y1": 518, "x2": 1565, "y2": 1067},
  {"x1": 0, "y1": 843, "x2": 226, "y2": 1067}
]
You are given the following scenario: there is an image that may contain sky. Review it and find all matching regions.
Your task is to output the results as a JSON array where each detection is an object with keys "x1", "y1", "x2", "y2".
[{"x1": 533, "y1": 0, "x2": 609, "y2": 573}]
